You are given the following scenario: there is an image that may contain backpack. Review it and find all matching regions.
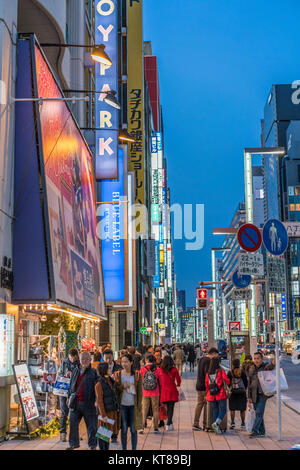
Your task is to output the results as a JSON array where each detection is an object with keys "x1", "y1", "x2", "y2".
[
  {"x1": 142, "y1": 366, "x2": 158, "y2": 391},
  {"x1": 231, "y1": 376, "x2": 245, "y2": 395},
  {"x1": 208, "y1": 373, "x2": 220, "y2": 396}
]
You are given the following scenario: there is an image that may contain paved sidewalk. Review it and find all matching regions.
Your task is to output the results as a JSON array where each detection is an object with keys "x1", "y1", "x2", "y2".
[{"x1": 1, "y1": 371, "x2": 300, "y2": 451}]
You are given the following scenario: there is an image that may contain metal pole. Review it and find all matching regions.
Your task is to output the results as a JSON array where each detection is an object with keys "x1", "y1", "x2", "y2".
[{"x1": 274, "y1": 304, "x2": 282, "y2": 440}]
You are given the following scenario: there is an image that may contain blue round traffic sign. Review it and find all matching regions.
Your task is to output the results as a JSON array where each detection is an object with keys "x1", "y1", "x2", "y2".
[
  {"x1": 237, "y1": 223, "x2": 262, "y2": 253},
  {"x1": 262, "y1": 219, "x2": 288, "y2": 256},
  {"x1": 232, "y1": 270, "x2": 251, "y2": 288}
]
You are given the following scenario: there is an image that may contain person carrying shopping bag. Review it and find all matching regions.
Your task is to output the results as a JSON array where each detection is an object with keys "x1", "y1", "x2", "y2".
[
  {"x1": 205, "y1": 356, "x2": 230, "y2": 435},
  {"x1": 247, "y1": 351, "x2": 275, "y2": 438},
  {"x1": 159, "y1": 355, "x2": 181, "y2": 430},
  {"x1": 114, "y1": 353, "x2": 143, "y2": 450},
  {"x1": 95, "y1": 362, "x2": 119, "y2": 450}
]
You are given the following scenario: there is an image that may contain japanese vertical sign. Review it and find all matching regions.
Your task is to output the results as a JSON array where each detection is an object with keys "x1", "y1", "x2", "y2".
[
  {"x1": 127, "y1": 0, "x2": 145, "y2": 233},
  {"x1": 95, "y1": 0, "x2": 118, "y2": 179}
]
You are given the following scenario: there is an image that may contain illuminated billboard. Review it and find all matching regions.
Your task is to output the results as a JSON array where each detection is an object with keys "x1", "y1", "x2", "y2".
[
  {"x1": 127, "y1": 0, "x2": 145, "y2": 234},
  {"x1": 13, "y1": 37, "x2": 105, "y2": 318},
  {"x1": 100, "y1": 147, "x2": 129, "y2": 304},
  {"x1": 95, "y1": 0, "x2": 118, "y2": 179}
]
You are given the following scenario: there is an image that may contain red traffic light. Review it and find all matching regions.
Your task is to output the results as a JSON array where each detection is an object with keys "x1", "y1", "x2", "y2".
[
  {"x1": 263, "y1": 320, "x2": 268, "y2": 324},
  {"x1": 197, "y1": 288, "x2": 207, "y2": 299}
]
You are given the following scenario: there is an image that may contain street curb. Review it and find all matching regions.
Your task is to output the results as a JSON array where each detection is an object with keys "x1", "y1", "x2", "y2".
[{"x1": 282, "y1": 398, "x2": 300, "y2": 416}]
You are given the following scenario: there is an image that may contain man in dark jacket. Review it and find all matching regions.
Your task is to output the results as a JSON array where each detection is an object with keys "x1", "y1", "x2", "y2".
[
  {"x1": 248, "y1": 351, "x2": 275, "y2": 438},
  {"x1": 102, "y1": 348, "x2": 122, "y2": 443},
  {"x1": 193, "y1": 347, "x2": 219, "y2": 430},
  {"x1": 67, "y1": 352, "x2": 98, "y2": 450},
  {"x1": 58, "y1": 348, "x2": 80, "y2": 442}
]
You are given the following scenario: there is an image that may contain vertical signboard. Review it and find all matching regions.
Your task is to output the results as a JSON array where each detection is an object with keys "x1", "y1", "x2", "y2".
[
  {"x1": 100, "y1": 147, "x2": 128, "y2": 303},
  {"x1": 95, "y1": 0, "x2": 118, "y2": 179},
  {"x1": 127, "y1": 0, "x2": 145, "y2": 232},
  {"x1": 0, "y1": 315, "x2": 14, "y2": 376}
]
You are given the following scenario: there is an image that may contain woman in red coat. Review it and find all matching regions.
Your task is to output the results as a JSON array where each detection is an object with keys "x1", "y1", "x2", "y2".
[
  {"x1": 205, "y1": 356, "x2": 230, "y2": 434},
  {"x1": 159, "y1": 355, "x2": 181, "y2": 430}
]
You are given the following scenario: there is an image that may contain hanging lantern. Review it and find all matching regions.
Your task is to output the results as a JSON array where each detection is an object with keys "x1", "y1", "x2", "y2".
[{"x1": 41, "y1": 315, "x2": 47, "y2": 322}]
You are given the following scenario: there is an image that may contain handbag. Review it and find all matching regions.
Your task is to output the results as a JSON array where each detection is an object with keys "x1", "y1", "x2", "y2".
[
  {"x1": 158, "y1": 404, "x2": 168, "y2": 421},
  {"x1": 223, "y1": 377, "x2": 232, "y2": 399},
  {"x1": 178, "y1": 389, "x2": 186, "y2": 401},
  {"x1": 68, "y1": 374, "x2": 85, "y2": 411}
]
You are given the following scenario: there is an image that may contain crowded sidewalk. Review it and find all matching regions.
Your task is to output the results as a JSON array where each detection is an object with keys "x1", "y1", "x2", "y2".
[{"x1": 1, "y1": 370, "x2": 300, "y2": 451}]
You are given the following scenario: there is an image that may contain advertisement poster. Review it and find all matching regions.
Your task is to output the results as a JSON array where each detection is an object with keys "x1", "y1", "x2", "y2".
[
  {"x1": 34, "y1": 46, "x2": 105, "y2": 317},
  {"x1": 13, "y1": 364, "x2": 39, "y2": 422},
  {"x1": 0, "y1": 315, "x2": 14, "y2": 377}
]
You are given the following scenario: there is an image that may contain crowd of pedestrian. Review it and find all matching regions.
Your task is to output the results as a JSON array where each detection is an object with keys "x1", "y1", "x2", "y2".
[
  {"x1": 58, "y1": 342, "x2": 275, "y2": 450},
  {"x1": 60, "y1": 342, "x2": 187, "y2": 451}
]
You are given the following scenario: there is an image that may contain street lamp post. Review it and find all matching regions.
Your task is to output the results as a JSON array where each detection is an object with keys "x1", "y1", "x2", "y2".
[{"x1": 244, "y1": 147, "x2": 285, "y2": 339}]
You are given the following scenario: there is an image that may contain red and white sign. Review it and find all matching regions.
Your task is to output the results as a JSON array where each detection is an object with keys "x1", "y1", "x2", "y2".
[
  {"x1": 229, "y1": 321, "x2": 241, "y2": 331},
  {"x1": 237, "y1": 223, "x2": 262, "y2": 253}
]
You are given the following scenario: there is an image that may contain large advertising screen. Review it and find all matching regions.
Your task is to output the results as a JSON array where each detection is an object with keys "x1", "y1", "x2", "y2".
[{"x1": 34, "y1": 46, "x2": 105, "y2": 317}]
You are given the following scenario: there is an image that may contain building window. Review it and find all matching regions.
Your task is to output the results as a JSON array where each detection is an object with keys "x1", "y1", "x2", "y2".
[
  {"x1": 255, "y1": 189, "x2": 264, "y2": 200},
  {"x1": 289, "y1": 186, "x2": 295, "y2": 196},
  {"x1": 290, "y1": 204, "x2": 295, "y2": 211},
  {"x1": 295, "y1": 187, "x2": 300, "y2": 195}
]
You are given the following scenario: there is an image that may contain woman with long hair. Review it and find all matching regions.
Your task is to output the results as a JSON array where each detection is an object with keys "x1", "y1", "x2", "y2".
[
  {"x1": 114, "y1": 353, "x2": 143, "y2": 450},
  {"x1": 227, "y1": 358, "x2": 248, "y2": 429},
  {"x1": 159, "y1": 355, "x2": 181, "y2": 430},
  {"x1": 205, "y1": 356, "x2": 230, "y2": 434},
  {"x1": 95, "y1": 362, "x2": 119, "y2": 450}
]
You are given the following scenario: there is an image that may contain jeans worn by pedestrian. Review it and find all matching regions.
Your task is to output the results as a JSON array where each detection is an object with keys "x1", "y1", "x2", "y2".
[
  {"x1": 121, "y1": 405, "x2": 137, "y2": 450},
  {"x1": 252, "y1": 395, "x2": 267, "y2": 435},
  {"x1": 69, "y1": 402, "x2": 97, "y2": 449},
  {"x1": 212, "y1": 399, "x2": 227, "y2": 423},
  {"x1": 59, "y1": 396, "x2": 69, "y2": 434}
]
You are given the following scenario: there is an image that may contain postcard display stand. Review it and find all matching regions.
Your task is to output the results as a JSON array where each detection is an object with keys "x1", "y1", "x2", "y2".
[{"x1": 29, "y1": 335, "x2": 58, "y2": 426}]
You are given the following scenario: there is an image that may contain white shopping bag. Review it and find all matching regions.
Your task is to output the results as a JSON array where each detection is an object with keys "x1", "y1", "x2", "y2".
[
  {"x1": 258, "y1": 368, "x2": 288, "y2": 397},
  {"x1": 246, "y1": 407, "x2": 256, "y2": 433}
]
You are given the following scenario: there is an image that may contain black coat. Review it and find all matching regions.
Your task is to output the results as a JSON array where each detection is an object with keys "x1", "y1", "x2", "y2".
[
  {"x1": 196, "y1": 356, "x2": 210, "y2": 391},
  {"x1": 68, "y1": 365, "x2": 98, "y2": 412}
]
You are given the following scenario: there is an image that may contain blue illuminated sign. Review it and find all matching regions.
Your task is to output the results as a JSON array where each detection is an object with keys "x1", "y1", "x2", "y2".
[
  {"x1": 95, "y1": 0, "x2": 118, "y2": 180},
  {"x1": 153, "y1": 241, "x2": 160, "y2": 287},
  {"x1": 101, "y1": 148, "x2": 125, "y2": 301},
  {"x1": 281, "y1": 293, "x2": 286, "y2": 320}
]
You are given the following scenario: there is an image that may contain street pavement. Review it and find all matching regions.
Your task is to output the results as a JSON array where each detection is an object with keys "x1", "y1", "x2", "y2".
[{"x1": 1, "y1": 370, "x2": 300, "y2": 451}]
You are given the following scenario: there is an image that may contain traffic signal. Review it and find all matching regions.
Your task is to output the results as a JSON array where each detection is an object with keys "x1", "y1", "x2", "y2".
[
  {"x1": 197, "y1": 288, "x2": 208, "y2": 309},
  {"x1": 263, "y1": 320, "x2": 269, "y2": 324}
]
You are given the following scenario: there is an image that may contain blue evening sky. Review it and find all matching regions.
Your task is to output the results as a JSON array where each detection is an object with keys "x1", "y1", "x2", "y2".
[{"x1": 143, "y1": 0, "x2": 300, "y2": 306}]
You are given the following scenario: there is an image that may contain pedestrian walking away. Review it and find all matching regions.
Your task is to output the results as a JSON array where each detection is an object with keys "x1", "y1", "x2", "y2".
[
  {"x1": 58, "y1": 348, "x2": 80, "y2": 442},
  {"x1": 193, "y1": 347, "x2": 219, "y2": 431},
  {"x1": 227, "y1": 358, "x2": 248, "y2": 430},
  {"x1": 140, "y1": 353, "x2": 162, "y2": 434},
  {"x1": 205, "y1": 356, "x2": 230, "y2": 435},
  {"x1": 247, "y1": 350, "x2": 275, "y2": 438},
  {"x1": 187, "y1": 346, "x2": 196, "y2": 372},
  {"x1": 95, "y1": 362, "x2": 119, "y2": 450},
  {"x1": 173, "y1": 345, "x2": 186, "y2": 376},
  {"x1": 114, "y1": 353, "x2": 143, "y2": 450},
  {"x1": 159, "y1": 355, "x2": 181, "y2": 430},
  {"x1": 66, "y1": 352, "x2": 98, "y2": 450}
]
